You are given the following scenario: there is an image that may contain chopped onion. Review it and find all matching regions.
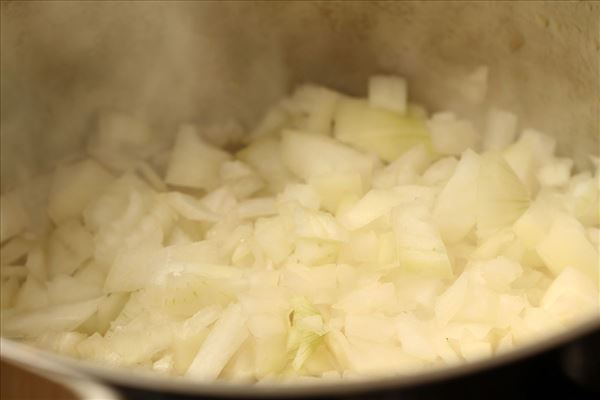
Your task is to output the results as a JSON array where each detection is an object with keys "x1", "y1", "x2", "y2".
[
  {"x1": 334, "y1": 98, "x2": 431, "y2": 162},
  {"x1": 368, "y1": 75, "x2": 408, "y2": 115},
  {"x1": 165, "y1": 125, "x2": 232, "y2": 190},
  {"x1": 1, "y1": 74, "x2": 597, "y2": 382}
]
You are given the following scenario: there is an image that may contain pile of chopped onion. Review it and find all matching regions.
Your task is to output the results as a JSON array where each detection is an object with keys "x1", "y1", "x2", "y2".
[{"x1": 1, "y1": 75, "x2": 598, "y2": 382}]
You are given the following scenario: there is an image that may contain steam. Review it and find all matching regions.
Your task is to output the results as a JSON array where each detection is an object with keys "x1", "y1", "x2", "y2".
[
  {"x1": 0, "y1": 2, "x2": 291, "y2": 190},
  {"x1": 1, "y1": 1, "x2": 598, "y2": 191}
]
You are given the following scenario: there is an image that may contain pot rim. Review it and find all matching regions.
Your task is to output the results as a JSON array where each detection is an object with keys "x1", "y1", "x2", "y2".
[{"x1": 1, "y1": 317, "x2": 599, "y2": 398}]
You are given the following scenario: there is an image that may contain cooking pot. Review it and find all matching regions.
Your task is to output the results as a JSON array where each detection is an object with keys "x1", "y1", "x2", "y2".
[{"x1": 1, "y1": 1, "x2": 599, "y2": 399}]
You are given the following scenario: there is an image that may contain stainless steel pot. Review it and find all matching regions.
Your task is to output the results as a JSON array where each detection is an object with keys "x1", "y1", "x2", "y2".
[{"x1": 1, "y1": 1, "x2": 599, "y2": 399}]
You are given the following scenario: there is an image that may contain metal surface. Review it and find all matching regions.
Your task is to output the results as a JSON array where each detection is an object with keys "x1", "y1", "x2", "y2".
[
  {"x1": 1, "y1": 319, "x2": 599, "y2": 398},
  {"x1": 1, "y1": 1, "x2": 598, "y2": 190},
  {"x1": 1, "y1": 1, "x2": 599, "y2": 398}
]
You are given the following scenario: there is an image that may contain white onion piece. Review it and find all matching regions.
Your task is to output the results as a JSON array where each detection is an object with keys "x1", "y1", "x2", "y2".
[
  {"x1": 368, "y1": 75, "x2": 408, "y2": 114},
  {"x1": 483, "y1": 109, "x2": 518, "y2": 151},
  {"x1": 3, "y1": 297, "x2": 102, "y2": 338},
  {"x1": 186, "y1": 303, "x2": 249, "y2": 380},
  {"x1": 165, "y1": 125, "x2": 231, "y2": 190}
]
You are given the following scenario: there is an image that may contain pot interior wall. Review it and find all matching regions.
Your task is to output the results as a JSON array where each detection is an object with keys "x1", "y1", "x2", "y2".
[{"x1": 1, "y1": 1, "x2": 598, "y2": 190}]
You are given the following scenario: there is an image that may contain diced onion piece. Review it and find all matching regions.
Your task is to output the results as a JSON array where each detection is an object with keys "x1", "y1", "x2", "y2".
[
  {"x1": 165, "y1": 125, "x2": 231, "y2": 190},
  {"x1": 95, "y1": 293, "x2": 130, "y2": 334},
  {"x1": 309, "y1": 172, "x2": 363, "y2": 214},
  {"x1": 101, "y1": 315, "x2": 174, "y2": 365},
  {"x1": 47, "y1": 219, "x2": 94, "y2": 277},
  {"x1": 166, "y1": 192, "x2": 219, "y2": 222},
  {"x1": 142, "y1": 277, "x2": 231, "y2": 319},
  {"x1": 286, "y1": 84, "x2": 340, "y2": 135},
  {"x1": 287, "y1": 297, "x2": 327, "y2": 370},
  {"x1": 458, "y1": 65, "x2": 488, "y2": 105},
  {"x1": 293, "y1": 239, "x2": 339, "y2": 266},
  {"x1": 14, "y1": 275, "x2": 49, "y2": 311},
  {"x1": 74, "y1": 262, "x2": 106, "y2": 288},
  {"x1": 368, "y1": 75, "x2": 407, "y2": 114},
  {"x1": 3, "y1": 297, "x2": 102, "y2": 338},
  {"x1": 47, "y1": 159, "x2": 114, "y2": 224},
  {"x1": 46, "y1": 274, "x2": 102, "y2": 306},
  {"x1": 536, "y1": 158, "x2": 573, "y2": 188},
  {"x1": 254, "y1": 335, "x2": 288, "y2": 376},
  {"x1": 541, "y1": 267, "x2": 598, "y2": 324},
  {"x1": 435, "y1": 272, "x2": 469, "y2": 325},
  {"x1": 201, "y1": 187, "x2": 237, "y2": 215},
  {"x1": 396, "y1": 314, "x2": 437, "y2": 361},
  {"x1": 471, "y1": 256, "x2": 523, "y2": 292},
  {"x1": 237, "y1": 138, "x2": 296, "y2": 193},
  {"x1": 421, "y1": 157, "x2": 459, "y2": 187},
  {"x1": 83, "y1": 172, "x2": 154, "y2": 233},
  {"x1": 428, "y1": 113, "x2": 479, "y2": 156},
  {"x1": 237, "y1": 197, "x2": 277, "y2": 219},
  {"x1": 339, "y1": 231, "x2": 379, "y2": 264},
  {"x1": 281, "y1": 264, "x2": 337, "y2": 304},
  {"x1": 333, "y1": 282, "x2": 398, "y2": 314},
  {"x1": 454, "y1": 282, "x2": 499, "y2": 324},
  {"x1": 338, "y1": 189, "x2": 404, "y2": 231},
  {"x1": 345, "y1": 314, "x2": 396, "y2": 344},
  {"x1": 220, "y1": 160, "x2": 264, "y2": 199},
  {"x1": 250, "y1": 101, "x2": 290, "y2": 139},
  {"x1": 247, "y1": 314, "x2": 287, "y2": 338},
  {"x1": 18, "y1": 174, "x2": 53, "y2": 237},
  {"x1": 278, "y1": 184, "x2": 320, "y2": 211},
  {"x1": 88, "y1": 112, "x2": 159, "y2": 171},
  {"x1": 282, "y1": 129, "x2": 376, "y2": 184},
  {"x1": 391, "y1": 272, "x2": 442, "y2": 311},
  {"x1": 32, "y1": 331, "x2": 87, "y2": 357},
  {"x1": 471, "y1": 229, "x2": 516, "y2": 261},
  {"x1": 433, "y1": 149, "x2": 480, "y2": 243},
  {"x1": 289, "y1": 206, "x2": 348, "y2": 242},
  {"x1": 394, "y1": 206, "x2": 453, "y2": 278},
  {"x1": 254, "y1": 217, "x2": 294, "y2": 264},
  {"x1": 186, "y1": 303, "x2": 249, "y2": 380},
  {"x1": 168, "y1": 306, "x2": 222, "y2": 373},
  {"x1": 153, "y1": 354, "x2": 175, "y2": 374},
  {"x1": 519, "y1": 129, "x2": 557, "y2": 166},
  {"x1": 564, "y1": 173, "x2": 599, "y2": 227},
  {"x1": 503, "y1": 129, "x2": 556, "y2": 194},
  {"x1": 496, "y1": 294, "x2": 528, "y2": 329},
  {"x1": 345, "y1": 336, "x2": 425, "y2": 376},
  {"x1": 511, "y1": 307, "x2": 563, "y2": 345},
  {"x1": 483, "y1": 109, "x2": 518, "y2": 151},
  {"x1": 334, "y1": 99, "x2": 431, "y2": 162},
  {"x1": 200, "y1": 119, "x2": 245, "y2": 149},
  {"x1": 536, "y1": 215, "x2": 598, "y2": 280},
  {"x1": 105, "y1": 241, "x2": 224, "y2": 292},
  {"x1": 373, "y1": 144, "x2": 433, "y2": 189},
  {"x1": 460, "y1": 341, "x2": 492, "y2": 361},
  {"x1": 93, "y1": 191, "x2": 169, "y2": 267},
  {"x1": 512, "y1": 194, "x2": 565, "y2": 250},
  {"x1": 477, "y1": 154, "x2": 530, "y2": 237}
]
